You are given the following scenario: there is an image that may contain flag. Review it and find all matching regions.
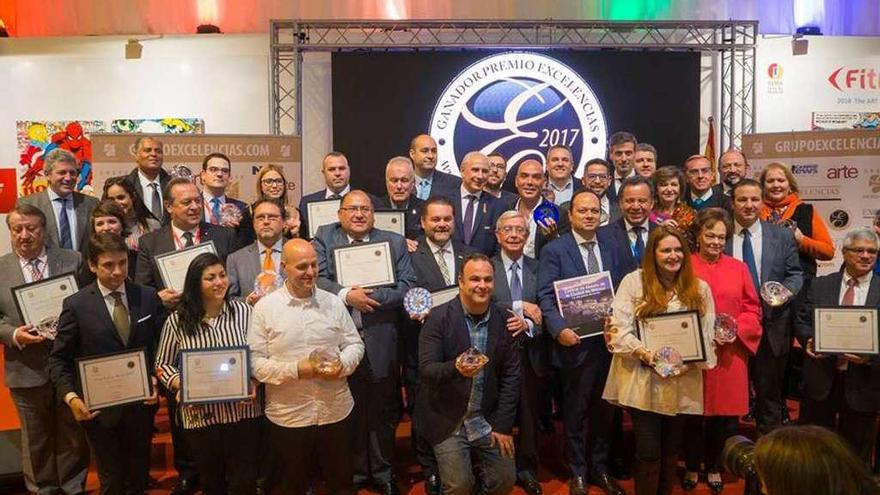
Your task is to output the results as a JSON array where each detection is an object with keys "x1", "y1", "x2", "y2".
[{"x1": 704, "y1": 116, "x2": 716, "y2": 166}]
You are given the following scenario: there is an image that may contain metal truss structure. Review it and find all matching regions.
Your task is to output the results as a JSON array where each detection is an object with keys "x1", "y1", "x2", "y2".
[{"x1": 271, "y1": 20, "x2": 757, "y2": 150}]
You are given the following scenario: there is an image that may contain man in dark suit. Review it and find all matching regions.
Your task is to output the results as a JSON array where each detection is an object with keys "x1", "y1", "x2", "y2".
[
  {"x1": 312, "y1": 190, "x2": 416, "y2": 494},
  {"x1": 607, "y1": 131, "x2": 637, "y2": 197},
  {"x1": 17, "y1": 148, "x2": 98, "y2": 251},
  {"x1": 49, "y1": 233, "x2": 166, "y2": 495},
  {"x1": 633, "y1": 143, "x2": 658, "y2": 178},
  {"x1": 416, "y1": 254, "x2": 520, "y2": 495},
  {"x1": 491, "y1": 211, "x2": 547, "y2": 494},
  {"x1": 411, "y1": 134, "x2": 461, "y2": 201},
  {"x1": 506, "y1": 159, "x2": 570, "y2": 259},
  {"x1": 227, "y1": 199, "x2": 286, "y2": 303},
  {"x1": 685, "y1": 154, "x2": 732, "y2": 212},
  {"x1": 379, "y1": 156, "x2": 424, "y2": 250},
  {"x1": 577, "y1": 158, "x2": 621, "y2": 227},
  {"x1": 727, "y1": 179, "x2": 803, "y2": 435},
  {"x1": 538, "y1": 190, "x2": 631, "y2": 495},
  {"x1": 199, "y1": 152, "x2": 254, "y2": 248},
  {"x1": 598, "y1": 175, "x2": 657, "y2": 269},
  {"x1": 796, "y1": 227, "x2": 880, "y2": 465},
  {"x1": 451, "y1": 151, "x2": 505, "y2": 256},
  {"x1": 122, "y1": 136, "x2": 170, "y2": 224},
  {"x1": 719, "y1": 149, "x2": 751, "y2": 196},
  {"x1": 0, "y1": 205, "x2": 89, "y2": 495},
  {"x1": 485, "y1": 152, "x2": 517, "y2": 205},
  {"x1": 546, "y1": 145, "x2": 577, "y2": 206},
  {"x1": 134, "y1": 177, "x2": 235, "y2": 495}
]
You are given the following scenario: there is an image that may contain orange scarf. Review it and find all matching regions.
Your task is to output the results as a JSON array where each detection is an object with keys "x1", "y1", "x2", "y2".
[{"x1": 760, "y1": 193, "x2": 802, "y2": 222}]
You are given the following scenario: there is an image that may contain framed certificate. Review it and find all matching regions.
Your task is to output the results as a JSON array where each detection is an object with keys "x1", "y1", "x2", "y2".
[
  {"x1": 307, "y1": 199, "x2": 341, "y2": 238},
  {"x1": 155, "y1": 241, "x2": 217, "y2": 292},
  {"x1": 77, "y1": 349, "x2": 151, "y2": 410},
  {"x1": 12, "y1": 272, "x2": 79, "y2": 326},
  {"x1": 333, "y1": 240, "x2": 396, "y2": 288},
  {"x1": 373, "y1": 210, "x2": 406, "y2": 237},
  {"x1": 814, "y1": 306, "x2": 880, "y2": 355},
  {"x1": 179, "y1": 346, "x2": 251, "y2": 405},
  {"x1": 431, "y1": 286, "x2": 460, "y2": 308},
  {"x1": 636, "y1": 310, "x2": 707, "y2": 363},
  {"x1": 553, "y1": 271, "x2": 615, "y2": 339}
]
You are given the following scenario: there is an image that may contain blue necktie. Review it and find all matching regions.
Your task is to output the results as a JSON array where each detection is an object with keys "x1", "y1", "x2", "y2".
[
  {"x1": 692, "y1": 197, "x2": 707, "y2": 209},
  {"x1": 632, "y1": 226, "x2": 645, "y2": 262},
  {"x1": 741, "y1": 228, "x2": 760, "y2": 290},
  {"x1": 210, "y1": 198, "x2": 221, "y2": 224},
  {"x1": 55, "y1": 197, "x2": 72, "y2": 249},
  {"x1": 509, "y1": 262, "x2": 522, "y2": 302},
  {"x1": 417, "y1": 179, "x2": 430, "y2": 200}
]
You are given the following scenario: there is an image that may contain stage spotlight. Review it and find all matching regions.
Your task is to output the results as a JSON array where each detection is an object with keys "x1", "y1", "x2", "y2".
[
  {"x1": 0, "y1": 17, "x2": 9, "y2": 37},
  {"x1": 125, "y1": 39, "x2": 143, "y2": 59},
  {"x1": 796, "y1": 26, "x2": 822, "y2": 36},
  {"x1": 196, "y1": 24, "x2": 222, "y2": 34}
]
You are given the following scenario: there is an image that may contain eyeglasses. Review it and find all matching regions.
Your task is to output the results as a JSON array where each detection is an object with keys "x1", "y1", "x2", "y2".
[
  {"x1": 845, "y1": 247, "x2": 879, "y2": 255},
  {"x1": 340, "y1": 206, "x2": 373, "y2": 213},
  {"x1": 686, "y1": 168, "x2": 713, "y2": 177},
  {"x1": 261, "y1": 178, "x2": 284, "y2": 186},
  {"x1": 497, "y1": 226, "x2": 527, "y2": 234}
]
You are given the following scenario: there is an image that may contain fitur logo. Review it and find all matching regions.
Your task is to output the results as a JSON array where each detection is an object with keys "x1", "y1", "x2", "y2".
[
  {"x1": 767, "y1": 63, "x2": 784, "y2": 79},
  {"x1": 828, "y1": 67, "x2": 880, "y2": 91},
  {"x1": 429, "y1": 52, "x2": 608, "y2": 177}
]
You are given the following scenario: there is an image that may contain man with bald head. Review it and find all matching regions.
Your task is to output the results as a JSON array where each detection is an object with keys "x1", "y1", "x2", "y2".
[
  {"x1": 249, "y1": 238, "x2": 364, "y2": 494},
  {"x1": 312, "y1": 190, "x2": 416, "y2": 494},
  {"x1": 452, "y1": 151, "x2": 506, "y2": 256},
  {"x1": 508, "y1": 159, "x2": 570, "y2": 258},
  {"x1": 410, "y1": 134, "x2": 462, "y2": 201},
  {"x1": 379, "y1": 156, "x2": 424, "y2": 248}
]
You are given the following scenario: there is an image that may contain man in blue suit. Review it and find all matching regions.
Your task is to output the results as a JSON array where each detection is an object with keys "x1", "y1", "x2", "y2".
[
  {"x1": 312, "y1": 190, "x2": 416, "y2": 494},
  {"x1": 199, "y1": 152, "x2": 254, "y2": 249},
  {"x1": 451, "y1": 151, "x2": 505, "y2": 256},
  {"x1": 538, "y1": 190, "x2": 631, "y2": 495},
  {"x1": 410, "y1": 134, "x2": 461, "y2": 201},
  {"x1": 727, "y1": 179, "x2": 803, "y2": 434},
  {"x1": 598, "y1": 175, "x2": 657, "y2": 268}
]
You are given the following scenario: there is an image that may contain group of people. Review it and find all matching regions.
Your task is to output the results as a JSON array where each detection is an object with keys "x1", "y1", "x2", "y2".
[{"x1": 0, "y1": 130, "x2": 878, "y2": 495}]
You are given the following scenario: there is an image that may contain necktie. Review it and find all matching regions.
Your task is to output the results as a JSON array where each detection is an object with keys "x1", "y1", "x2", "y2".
[
  {"x1": 463, "y1": 194, "x2": 477, "y2": 244},
  {"x1": 582, "y1": 241, "x2": 599, "y2": 274},
  {"x1": 417, "y1": 180, "x2": 429, "y2": 200},
  {"x1": 509, "y1": 261, "x2": 522, "y2": 302},
  {"x1": 328, "y1": 193, "x2": 341, "y2": 200},
  {"x1": 210, "y1": 198, "x2": 221, "y2": 224},
  {"x1": 741, "y1": 229, "x2": 760, "y2": 291},
  {"x1": 632, "y1": 226, "x2": 645, "y2": 262},
  {"x1": 110, "y1": 292, "x2": 130, "y2": 344},
  {"x1": 263, "y1": 247, "x2": 275, "y2": 272},
  {"x1": 436, "y1": 248, "x2": 452, "y2": 285},
  {"x1": 182, "y1": 231, "x2": 194, "y2": 247},
  {"x1": 692, "y1": 197, "x2": 707, "y2": 209},
  {"x1": 28, "y1": 258, "x2": 44, "y2": 281},
  {"x1": 54, "y1": 197, "x2": 72, "y2": 249},
  {"x1": 842, "y1": 278, "x2": 858, "y2": 306},
  {"x1": 149, "y1": 183, "x2": 163, "y2": 222}
]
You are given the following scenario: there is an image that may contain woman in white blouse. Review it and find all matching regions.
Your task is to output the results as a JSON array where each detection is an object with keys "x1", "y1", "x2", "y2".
[
  {"x1": 603, "y1": 225, "x2": 716, "y2": 495},
  {"x1": 155, "y1": 252, "x2": 260, "y2": 495}
]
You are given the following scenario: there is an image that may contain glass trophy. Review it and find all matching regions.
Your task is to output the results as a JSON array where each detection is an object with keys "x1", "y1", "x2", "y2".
[
  {"x1": 455, "y1": 346, "x2": 489, "y2": 371},
  {"x1": 34, "y1": 316, "x2": 59, "y2": 340},
  {"x1": 404, "y1": 287, "x2": 433, "y2": 318},
  {"x1": 253, "y1": 270, "x2": 283, "y2": 296},
  {"x1": 219, "y1": 203, "x2": 243, "y2": 226},
  {"x1": 169, "y1": 164, "x2": 193, "y2": 181},
  {"x1": 714, "y1": 313, "x2": 738, "y2": 344},
  {"x1": 760, "y1": 281, "x2": 793, "y2": 307},
  {"x1": 533, "y1": 201, "x2": 560, "y2": 226},
  {"x1": 653, "y1": 346, "x2": 684, "y2": 378},
  {"x1": 309, "y1": 347, "x2": 342, "y2": 375}
]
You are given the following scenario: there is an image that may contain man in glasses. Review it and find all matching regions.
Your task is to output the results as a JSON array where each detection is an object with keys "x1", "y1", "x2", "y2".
[
  {"x1": 577, "y1": 158, "x2": 621, "y2": 227},
  {"x1": 484, "y1": 152, "x2": 517, "y2": 205},
  {"x1": 684, "y1": 154, "x2": 731, "y2": 213},
  {"x1": 199, "y1": 152, "x2": 253, "y2": 248},
  {"x1": 312, "y1": 190, "x2": 416, "y2": 494}
]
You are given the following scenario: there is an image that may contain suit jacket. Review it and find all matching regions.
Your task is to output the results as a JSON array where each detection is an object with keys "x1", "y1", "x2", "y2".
[
  {"x1": 505, "y1": 197, "x2": 572, "y2": 259},
  {"x1": 795, "y1": 271, "x2": 880, "y2": 412},
  {"x1": 492, "y1": 254, "x2": 549, "y2": 377},
  {"x1": 312, "y1": 224, "x2": 416, "y2": 379},
  {"x1": 451, "y1": 191, "x2": 505, "y2": 256},
  {"x1": 298, "y1": 188, "x2": 382, "y2": 239},
  {"x1": 598, "y1": 218, "x2": 658, "y2": 270},
  {"x1": 425, "y1": 170, "x2": 462, "y2": 201},
  {"x1": 415, "y1": 298, "x2": 521, "y2": 446},
  {"x1": 226, "y1": 241, "x2": 264, "y2": 299},
  {"x1": 48, "y1": 281, "x2": 166, "y2": 426},
  {"x1": 411, "y1": 238, "x2": 476, "y2": 291},
  {"x1": 134, "y1": 222, "x2": 237, "y2": 291},
  {"x1": 201, "y1": 195, "x2": 254, "y2": 249},
  {"x1": 0, "y1": 247, "x2": 82, "y2": 388},
  {"x1": 17, "y1": 190, "x2": 98, "y2": 251},
  {"x1": 687, "y1": 184, "x2": 733, "y2": 213},
  {"x1": 378, "y1": 195, "x2": 424, "y2": 240},
  {"x1": 726, "y1": 221, "x2": 804, "y2": 356},
  {"x1": 122, "y1": 168, "x2": 171, "y2": 224},
  {"x1": 565, "y1": 187, "x2": 621, "y2": 227},
  {"x1": 538, "y1": 231, "x2": 635, "y2": 368}
]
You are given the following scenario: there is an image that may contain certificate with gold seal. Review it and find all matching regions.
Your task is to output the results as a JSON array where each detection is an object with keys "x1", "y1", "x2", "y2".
[
  {"x1": 636, "y1": 310, "x2": 707, "y2": 363},
  {"x1": 333, "y1": 240, "x2": 396, "y2": 288},
  {"x1": 179, "y1": 346, "x2": 251, "y2": 405},
  {"x1": 373, "y1": 210, "x2": 406, "y2": 237},
  {"x1": 814, "y1": 306, "x2": 879, "y2": 355},
  {"x1": 77, "y1": 349, "x2": 151, "y2": 410}
]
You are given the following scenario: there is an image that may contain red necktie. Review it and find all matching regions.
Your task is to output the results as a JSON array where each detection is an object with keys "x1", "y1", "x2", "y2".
[{"x1": 842, "y1": 278, "x2": 858, "y2": 306}]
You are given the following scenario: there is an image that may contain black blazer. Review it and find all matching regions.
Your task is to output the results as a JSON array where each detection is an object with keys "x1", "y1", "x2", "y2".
[
  {"x1": 451, "y1": 191, "x2": 505, "y2": 256},
  {"x1": 686, "y1": 184, "x2": 733, "y2": 213},
  {"x1": 200, "y1": 195, "x2": 254, "y2": 249},
  {"x1": 416, "y1": 298, "x2": 521, "y2": 446},
  {"x1": 122, "y1": 168, "x2": 171, "y2": 224},
  {"x1": 411, "y1": 238, "x2": 477, "y2": 291},
  {"x1": 48, "y1": 282, "x2": 166, "y2": 426},
  {"x1": 491, "y1": 254, "x2": 549, "y2": 377},
  {"x1": 134, "y1": 222, "x2": 237, "y2": 291},
  {"x1": 795, "y1": 271, "x2": 880, "y2": 412},
  {"x1": 425, "y1": 170, "x2": 462, "y2": 201},
  {"x1": 378, "y1": 195, "x2": 424, "y2": 240}
]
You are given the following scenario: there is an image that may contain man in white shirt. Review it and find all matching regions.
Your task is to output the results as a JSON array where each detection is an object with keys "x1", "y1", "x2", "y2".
[
  {"x1": 578, "y1": 158, "x2": 621, "y2": 227},
  {"x1": 512, "y1": 160, "x2": 568, "y2": 258},
  {"x1": 122, "y1": 136, "x2": 170, "y2": 224},
  {"x1": 606, "y1": 131, "x2": 637, "y2": 196},
  {"x1": 249, "y1": 238, "x2": 364, "y2": 494},
  {"x1": 546, "y1": 145, "x2": 576, "y2": 206}
]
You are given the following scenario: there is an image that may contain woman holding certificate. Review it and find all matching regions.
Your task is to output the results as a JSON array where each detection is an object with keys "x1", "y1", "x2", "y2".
[
  {"x1": 602, "y1": 225, "x2": 716, "y2": 495},
  {"x1": 682, "y1": 208, "x2": 762, "y2": 493},
  {"x1": 155, "y1": 253, "x2": 260, "y2": 495}
]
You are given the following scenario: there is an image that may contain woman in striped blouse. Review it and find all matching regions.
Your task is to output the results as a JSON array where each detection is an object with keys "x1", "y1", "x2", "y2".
[{"x1": 155, "y1": 253, "x2": 261, "y2": 495}]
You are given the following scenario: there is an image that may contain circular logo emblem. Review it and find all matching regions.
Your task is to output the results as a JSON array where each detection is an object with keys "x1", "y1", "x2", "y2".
[
  {"x1": 429, "y1": 52, "x2": 608, "y2": 177},
  {"x1": 828, "y1": 209, "x2": 850, "y2": 230},
  {"x1": 767, "y1": 63, "x2": 784, "y2": 79}
]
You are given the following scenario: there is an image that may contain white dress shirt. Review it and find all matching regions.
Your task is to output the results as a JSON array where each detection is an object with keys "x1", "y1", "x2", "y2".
[
  {"x1": 17, "y1": 248, "x2": 49, "y2": 284},
  {"x1": 47, "y1": 188, "x2": 79, "y2": 250},
  {"x1": 202, "y1": 191, "x2": 227, "y2": 223},
  {"x1": 572, "y1": 230, "x2": 605, "y2": 273},
  {"x1": 690, "y1": 188, "x2": 714, "y2": 203},
  {"x1": 325, "y1": 185, "x2": 350, "y2": 199},
  {"x1": 839, "y1": 270, "x2": 873, "y2": 306},
  {"x1": 96, "y1": 280, "x2": 128, "y2": 318},
  {"x1": 171, "y1": 224, "x2": 200, "y2": 249},
  {"x1": 600, "y1": 195, "x2": 612, "y2": 226},
  {"x1": 248, "y1": 286, "x2": 364, "y2": 428},
  {"x1": 614, "y1": 169, "x2": 636, "y2": 194},
  {"x1": 549, "y1": 179, "x2": 574, "y2": 206},
  {"x1": 500, "y1": 251, "x2": 535, "y2": 336},
  {"x1": 733, "y1": 220, "x2": 764, "y2": 282},
  {"x1": 138, "y1": 170, "x2": 163, "y2": 215}
]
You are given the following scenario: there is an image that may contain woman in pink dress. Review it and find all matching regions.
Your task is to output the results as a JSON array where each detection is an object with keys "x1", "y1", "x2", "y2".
[{"x1": 682, "y1": 208, "x2": 762, "y2": 493}]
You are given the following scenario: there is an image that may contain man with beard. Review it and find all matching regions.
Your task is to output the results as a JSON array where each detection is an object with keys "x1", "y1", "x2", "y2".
[
  {"x1": 719, "y1": 149, "x2": 751, "y2": 196},
  {"x1": 577, "y1": 158, "x2": 621, "y2": 227},
  {"x1": 484, "y1": 152, "x2": 517, "y2": 204}
]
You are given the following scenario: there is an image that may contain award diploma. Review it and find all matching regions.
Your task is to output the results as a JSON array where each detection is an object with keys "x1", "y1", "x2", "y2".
[
  {"x1": 180, "y1": 346, "x2": 251, "y2": 405},
  {"x1": 12, "y1": 272, "x2": 79, "y2": 326},
  {"x1": 333, "y1": 241, "x2": 396, "y2": 288},
  {"x1": 431, "y1": 286, "x2": 460, "y2": 308},
  {"x1": 77, "y1": 349, "x2": 151, "y2": 410},
  {"x1": 814, "y1": 306, "x2": 880, "y2": 355},
  {"x1": 307, "y1": 199, "x2": 341, "y2": 238},
  {"x1": 155, "y1": 241, "x2": 217, "y2": 292},
  {"x1": 636, "y1": 310, "x2": 707, "y2": 363},
  {"x1": 373, "y1": 210, "x2": 406, "y2": 237}
]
